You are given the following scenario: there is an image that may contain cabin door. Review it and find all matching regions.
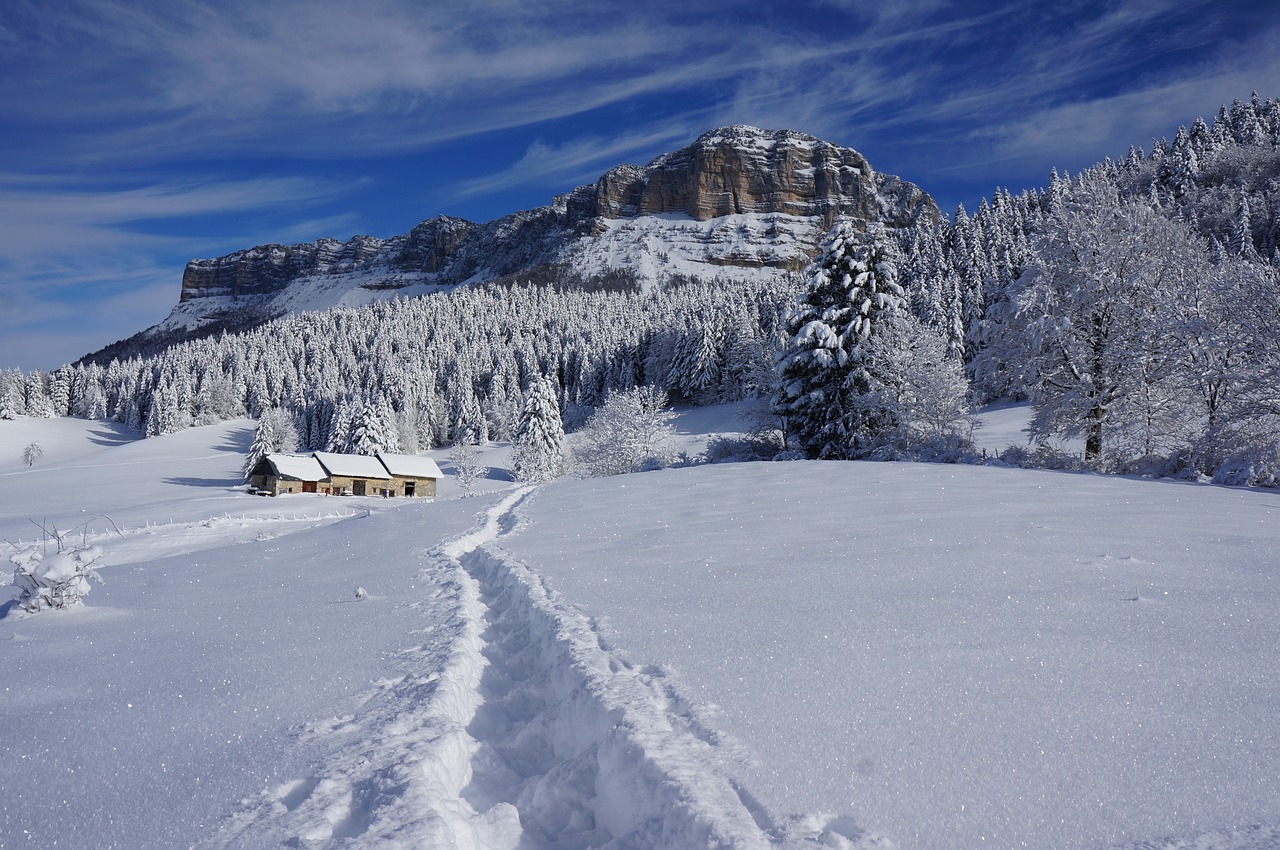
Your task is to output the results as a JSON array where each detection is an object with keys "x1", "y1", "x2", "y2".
[
  {"x1": 352, "y1": 479, "x2": 366, "y2": 496},
  {"x1": 404, "y1": 481, "x2": 416, "y2": 497},
  {"x1": 302, "y1": 481, "x2": 317, "y2": 493}
]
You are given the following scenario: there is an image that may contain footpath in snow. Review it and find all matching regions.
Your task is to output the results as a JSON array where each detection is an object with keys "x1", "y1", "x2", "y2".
[{"x1": 208, "y1": 487, "x2": 852, "y2": 849}]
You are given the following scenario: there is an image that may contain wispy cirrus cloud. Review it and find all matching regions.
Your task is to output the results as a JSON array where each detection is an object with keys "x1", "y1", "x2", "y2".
[
  {"x1": 7, "y1": 0, "x2": 794, "y2": 163},
  {"x1": 447, "y1": 125, "x2": 699, "y2": 202},
  {"x1": 0, "y1": 172, "x2": 353, "y2": 367},
  {"x1": 0, "y1": 174, "x2": 348, "y2": 267}
]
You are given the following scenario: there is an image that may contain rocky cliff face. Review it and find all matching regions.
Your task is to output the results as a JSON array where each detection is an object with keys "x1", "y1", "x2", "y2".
[
  {"x1": 138, "y1": 126, "x2": 937, "y2": 352},
  {"x1": 600, "y1": 126, "x2": 888, "y2": 225}
]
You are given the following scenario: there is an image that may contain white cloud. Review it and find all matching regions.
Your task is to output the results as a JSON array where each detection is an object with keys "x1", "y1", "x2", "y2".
[
  {"x1": 925, "y1": 18, "x2": 1280, "y2": 181},
  {"x1": 447, "y1": 125, "x2": 699, "y2": 202},
  {"x1": 0, "y1": 172, "x2": 355, "y2": 369},
  {"x1": 7, "y1": 1, "x2": 757, "y2": 159}
]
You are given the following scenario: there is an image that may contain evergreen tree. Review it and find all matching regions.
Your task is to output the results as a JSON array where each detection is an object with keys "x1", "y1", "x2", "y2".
[
  {"x1": 0, "y1": 370, "x2": 25, "y2": 419},
  {"x1": 511, "y1": 376, "x2": 565, "y2": 483},
  {"x1": 773, "y1": 223, "x2": 907, "y2": 459},
  {"x1": 243, "y1": 408, "x2": 300, "y2": 479},
  {"x1": 49, "y1": 369, "x2": 71, "y2": 417},
  {"x1": 25, "y1": 372, "x2": 53, "y2": 418},
  {"x1": 325, "y1": 401, "x2": 354, "y2": 452},
  {"x1": 345, "y1": 402, "x2": 398, "y2": 456},
  {"x1": 243, "y1": 415, "x2": 278, "y2": 481}
]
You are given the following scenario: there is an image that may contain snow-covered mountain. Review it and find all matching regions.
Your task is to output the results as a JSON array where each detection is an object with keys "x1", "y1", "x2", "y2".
[{"x1": 86, "y1": 126, "x2": 938, "y2": 362}]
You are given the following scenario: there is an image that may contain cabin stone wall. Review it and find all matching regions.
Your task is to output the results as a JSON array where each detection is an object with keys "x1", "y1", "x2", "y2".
[
  {"x1": 388, "y1": 475, "x2": 437, "y2": 497},
  {"x1": 249, "y1": 474, "x2": 306, "y2": 496},
  {"x1": 322, "y1": 474, "x2": 394, "y2": 497}
]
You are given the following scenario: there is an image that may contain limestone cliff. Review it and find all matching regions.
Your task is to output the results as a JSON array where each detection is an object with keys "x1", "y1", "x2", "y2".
[{"x1": 593, "y1": 126, "x2": 915, "y2": 227}]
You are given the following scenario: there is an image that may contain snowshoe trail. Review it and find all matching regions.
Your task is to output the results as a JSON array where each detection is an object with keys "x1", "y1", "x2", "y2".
[
  {"x1": 455, "y1": 493, "x2": 772, "y2": 849},
  {"x1": 203, "y1": 488, "x2": 854, "y2": 849}
]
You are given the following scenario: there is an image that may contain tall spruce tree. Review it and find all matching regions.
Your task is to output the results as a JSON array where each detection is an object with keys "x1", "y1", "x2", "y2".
[
  {"x1": 511, "y1": 376, "x2": 565, "y2": 483},
  {"x1": 774, "y1": 223, "x2": 907, "y2": 459},
  {"x1": 243, "y1": 408, "x2": 300, "y2": 479},
  {"x1": 345, "y1": 402, "x2": 398, "y2": 456}
]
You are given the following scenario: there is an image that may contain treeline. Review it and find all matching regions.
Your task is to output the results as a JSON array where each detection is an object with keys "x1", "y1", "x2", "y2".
[
  {"x1": 886, "y1": 93, "x2": 1280, "y2": 482},
  {"x1": 0, "y1": 276, "x2": 797, "y2": 453}
]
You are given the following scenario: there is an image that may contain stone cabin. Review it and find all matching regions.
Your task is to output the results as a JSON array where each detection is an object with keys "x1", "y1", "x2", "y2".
[
  {"x1": 375, "y1": 453, "x2": 444, "y2": 498},
  {"x1": 247, "y1": 453, "x2": 328, "y2": 496},
  {"x1": 312, "y1": 451, "x2": 394, "y2": 496},
  {"x1": 249, "y1": 451, "x2": 443, "y2": 497}
]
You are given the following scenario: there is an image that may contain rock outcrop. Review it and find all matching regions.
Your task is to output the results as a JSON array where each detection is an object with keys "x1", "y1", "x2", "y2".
[{"x1": 607, "y1": 126, "x2": 889, "y2": 225}]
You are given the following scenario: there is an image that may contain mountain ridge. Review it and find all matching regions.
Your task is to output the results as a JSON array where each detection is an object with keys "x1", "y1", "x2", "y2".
[{"x1": 81, "y1": 125, "x2": 939, "y2": 364}]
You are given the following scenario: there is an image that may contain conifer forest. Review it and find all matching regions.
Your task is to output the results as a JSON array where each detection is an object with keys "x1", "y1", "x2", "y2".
[{"x1": 5, "y1": 97, "x2": 1280, "y2": 486}]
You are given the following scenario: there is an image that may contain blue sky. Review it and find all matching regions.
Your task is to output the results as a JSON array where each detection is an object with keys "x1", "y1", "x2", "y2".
[{"x1": 2, "y1": 0, "x2": 1278, "y2": 371}]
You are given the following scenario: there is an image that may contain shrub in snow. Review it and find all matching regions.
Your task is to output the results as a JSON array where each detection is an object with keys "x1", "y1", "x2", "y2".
[
  {"x1": 1163, "y1": 417, "x2": 1280, "y2": 487},
  {"x1": 449, "y1": 439, "x2": 487, "y2": 497},
  {"x1": 8, "y1": 543, "x2": 105, "y2": 613},
  {"x1": 997, "y1": 443, "x2": 1086, "y2": 472},
  {"x1": 704, "y1": 433, "x2": 784, "y2": 464},
  {"x1": 1211, "y1": 453, "x2": 1280, "y2": 488},
  {"x1": 1204, "y1": 430, "x2": 1280, "y2": 487},
  {"x1": 572, "y1": 385, "x2": 677, "y2": 477},
  {"x1": 21, "y1": 442, "x2": 43, "y2": 467},
  {"x1": 868, "y1": 432, "x2": 982, "y2": 464}
]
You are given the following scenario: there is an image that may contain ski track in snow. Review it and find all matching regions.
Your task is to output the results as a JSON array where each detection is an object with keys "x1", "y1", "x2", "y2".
[{"x1": 202, "y1": 487, "x2": 880, "y2": 849}]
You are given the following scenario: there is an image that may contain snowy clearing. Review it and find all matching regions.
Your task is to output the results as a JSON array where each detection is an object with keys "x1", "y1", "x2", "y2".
[
  {"x1": 501, "y1": 462, "x2": 1280, "y2": 849},
  {"x1": 1, "y1": 412, "x2": 1278, "y2": 849}
]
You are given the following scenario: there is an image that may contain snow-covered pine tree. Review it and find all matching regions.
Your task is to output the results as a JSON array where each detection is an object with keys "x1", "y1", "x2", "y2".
[
  {"x1": 773, "y1": 223, "x2": 908, "y2": 459},
  {"x1": 325, "y1": 401, "x2": 354, "y2": 452},
  {"x1": 511, "y1": 376, "x2": 565, "y2": 483},
  {"x1": 0, "y1": 369, "x2": 24, "y2": 419},
  {"x1": 243, "y1": 415, "x2": 277, "y2": 481},
  {"x1": 345, "y1": 401, "x2": 398, "y2": 456},
  {"x1": 49, "y1": 369, "x2": 71, "y2": 417},
  {"x1": 242, "y1": 408, "x2": 300, "y2": 479},
  {"x1": 24, "y1": 372, "x2": 53, "y2": 418}
]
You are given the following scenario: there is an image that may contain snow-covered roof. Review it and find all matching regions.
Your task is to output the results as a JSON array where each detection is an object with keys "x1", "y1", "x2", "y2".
[
  {"x1": 312, "y1": 451, "x2": 391, "y2": 479},
  {"x1": 376, "y1": 453, "x2": 443, "y2": 479},
  {"x1": 264, "y1": 453, "x2": 327, "y2": 481}
]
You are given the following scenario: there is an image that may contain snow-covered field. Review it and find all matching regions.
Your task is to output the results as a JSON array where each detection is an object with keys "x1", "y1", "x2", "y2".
[{"x1": 1, "y1": 410, "x2": 1277, "y2": 849}]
